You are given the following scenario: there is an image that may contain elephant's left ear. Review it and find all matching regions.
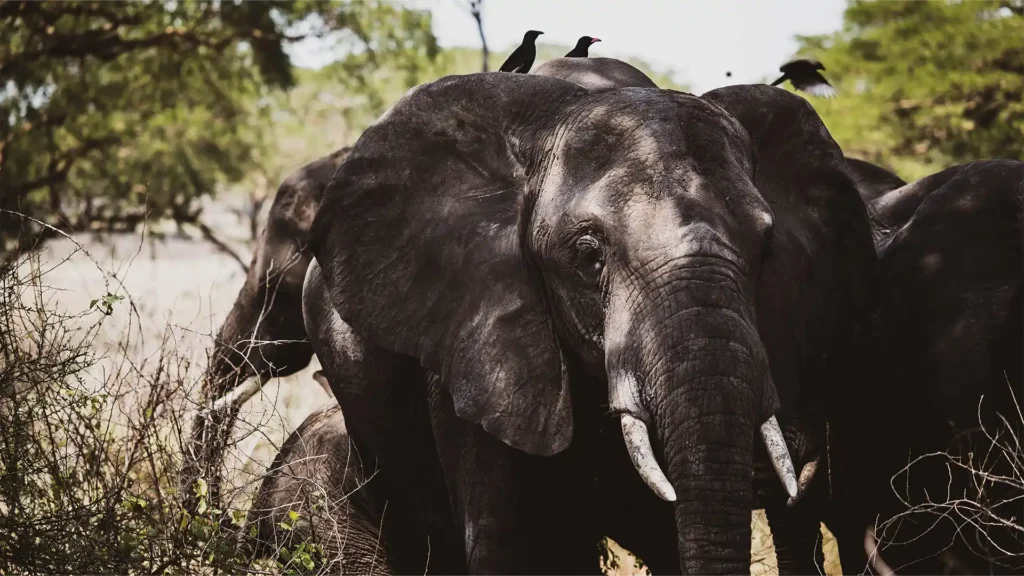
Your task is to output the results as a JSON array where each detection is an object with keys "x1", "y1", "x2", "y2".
[
  {"x1": 701, "y1": 84, "x2": 877, "y2": 423},
  {"x1": 309, "y1": 73, "x2": 587, "y2": 456}
]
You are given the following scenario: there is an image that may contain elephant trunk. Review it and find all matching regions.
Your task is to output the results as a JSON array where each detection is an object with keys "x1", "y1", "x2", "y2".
[{"x1": 607, "y1": 269, "x2": 796, "y2": 573}]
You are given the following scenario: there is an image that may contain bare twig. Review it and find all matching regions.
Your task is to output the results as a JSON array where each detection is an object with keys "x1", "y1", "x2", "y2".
[
  {"x1": 187, "y1": 219, "x2": 250, "y2": 274},
  {"x1": 465, "y1": 0, "x2": 488, "y2": 72}
]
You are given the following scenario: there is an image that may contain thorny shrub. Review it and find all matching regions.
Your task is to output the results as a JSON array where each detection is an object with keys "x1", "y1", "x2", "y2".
[{"x1": 0, "y1": 244, "x2": 329, "y2": 575}]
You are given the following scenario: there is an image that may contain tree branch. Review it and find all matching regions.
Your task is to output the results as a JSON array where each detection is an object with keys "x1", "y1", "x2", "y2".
[
  {"x1": 188, "y1": 220, "x2": 250, "y2": 274},
  {"x1": 466, "y1": 0, "x2": 488, "y2": 72}
]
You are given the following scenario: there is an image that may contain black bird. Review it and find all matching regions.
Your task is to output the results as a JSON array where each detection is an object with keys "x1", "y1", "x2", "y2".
[
  {"x1": 565, "y1": 36, "x2": 601, "y2": 58},
  {"x1": 499, "y1": 30, "x2": 544, "y2": 73},
  {"x1": 770, "y1": 58, "x2": 836, "y2": 98}
]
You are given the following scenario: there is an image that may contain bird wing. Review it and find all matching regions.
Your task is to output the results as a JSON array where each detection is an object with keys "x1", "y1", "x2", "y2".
[
  {"x1": 499, "y1": 46, "x2": 525, "y2": 72},
  {"x1": 791, "y1": 70, "x2": 837, "y2": 99}
]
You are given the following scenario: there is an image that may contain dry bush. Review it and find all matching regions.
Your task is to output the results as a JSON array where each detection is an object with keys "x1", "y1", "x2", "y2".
[
  {"x1": 0, "y1": 233, "x2": 333, "y2": 575},
  {"x1": 873, "y1": 388, "x2": 1024, "y2": 573}
]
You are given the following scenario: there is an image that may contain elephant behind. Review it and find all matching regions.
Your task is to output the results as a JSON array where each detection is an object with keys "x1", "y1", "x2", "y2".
[
  {"x1": 832, "y1": 160, "x2": 1024, "y2": 574},
  {"x1": 181, "y1": 146, "x2": 350, "y2": 511},
  {"x1": 845, "y1": 157, "x2": 907, "y2": 204},
  {"x1": 306, "y1": 68, "x2": 877, "y2": 573},
  {"x1": 248, "y1": 397, "x2": 394, "y2": 574}
]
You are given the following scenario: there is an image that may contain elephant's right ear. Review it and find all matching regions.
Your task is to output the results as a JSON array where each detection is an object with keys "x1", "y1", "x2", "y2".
[{"x1": 310, "y1": 74, "x2": 589, "y2": 456}]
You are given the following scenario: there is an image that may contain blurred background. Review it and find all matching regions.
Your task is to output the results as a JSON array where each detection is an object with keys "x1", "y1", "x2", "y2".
[{"x1": 0, "y1": 1, "x2": 1021, "y2": 574}]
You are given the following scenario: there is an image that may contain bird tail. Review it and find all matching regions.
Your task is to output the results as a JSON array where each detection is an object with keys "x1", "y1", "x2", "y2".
[{"x1": 770, "y1": 74, "x2": 787, "y2": 86}]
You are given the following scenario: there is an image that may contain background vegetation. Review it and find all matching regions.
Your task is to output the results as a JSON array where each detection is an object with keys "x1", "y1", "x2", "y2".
[{"x1": 794, "y1": 0, "x2": 1023, "y2": 180}]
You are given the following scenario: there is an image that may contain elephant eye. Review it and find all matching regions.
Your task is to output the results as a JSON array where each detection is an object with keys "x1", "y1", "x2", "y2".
[{"x1": 573, "y1": 235, "x2": 605, "y2": 284}]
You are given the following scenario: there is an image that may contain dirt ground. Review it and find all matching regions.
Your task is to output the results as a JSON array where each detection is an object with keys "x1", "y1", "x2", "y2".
[{"x1": 31, "y1": 199, "x2": 843, "y2": 574}]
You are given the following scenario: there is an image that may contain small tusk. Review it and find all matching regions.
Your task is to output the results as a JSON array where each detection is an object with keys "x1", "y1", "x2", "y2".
[
  {"x1": 621, "y1": 414, "x2": 677, "y2": 502},
  {"x1": 210, "y1": 376, "x2": 265, "y2": 414},
  {"x1": 760, "y1": 415, "x2": 798, "y2": 500},
  {"x1": 787, "y1": 455, "x2": 820, "y2": 507},
  {"x1": 312, "y1": 370, "x2": 333, "y2": 398},
  {"x1": 865, "y1": 526, "x2": 896, "y2": 576}
]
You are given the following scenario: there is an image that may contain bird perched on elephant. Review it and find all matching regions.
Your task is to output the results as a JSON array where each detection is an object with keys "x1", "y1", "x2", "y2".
[
  {"x1": 304, "y1": 57, "x2": 876, "y2": 574},
  {"x1": 248, "y1": 400, "x2": 396, "y2": 575},
  {"x1": 180, "y1": 147, "x2": 350, "y2": 513},
  {"x1": 565, "y1": 36, "x2": 601, "y2": 57},
  {"x1": 829, "y1": 160, "x2": 1024, "y2": 575},
  {"x1": 498, "y1": 30, "x2": 543, "y2": 73}
]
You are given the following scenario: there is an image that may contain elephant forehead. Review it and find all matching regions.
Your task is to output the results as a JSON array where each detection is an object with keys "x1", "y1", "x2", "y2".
[{"x1": 551, "y1": 92, "x2": 752, "y2": 185}]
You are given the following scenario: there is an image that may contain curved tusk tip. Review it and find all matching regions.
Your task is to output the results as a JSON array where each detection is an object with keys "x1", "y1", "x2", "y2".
[
  {"x1": 784, "y1": 476, "x2": 798, "y2": 500},
  {"x1": 655, "y1": 481, "x2": 677, "y2": 502}
]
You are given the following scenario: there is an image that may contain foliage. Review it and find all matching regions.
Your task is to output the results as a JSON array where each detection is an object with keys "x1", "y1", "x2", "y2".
[
  {"x1": 791, "y1": 0, "x2": 1024, "y2": 181},
  {"x1": 0, "y1": 248, "x2": 336, "y2": 575},
  {"x1": 0, "y1": 0, "x2": 438, "y2": 254}
]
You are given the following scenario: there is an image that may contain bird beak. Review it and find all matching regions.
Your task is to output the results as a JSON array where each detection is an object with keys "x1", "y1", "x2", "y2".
[{"x1": 591, "y1": 38, "x2": 601, "y2": 44}]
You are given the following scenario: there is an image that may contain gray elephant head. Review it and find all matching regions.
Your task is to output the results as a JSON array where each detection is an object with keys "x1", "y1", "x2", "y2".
[{"x1": 310, "y1": 71, "x2": 872, "y2": 572}]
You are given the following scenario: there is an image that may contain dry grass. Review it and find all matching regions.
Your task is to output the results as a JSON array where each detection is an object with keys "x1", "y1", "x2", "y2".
[{"x1": 602, "y1": 511, "x2": 842, "y2": 576}]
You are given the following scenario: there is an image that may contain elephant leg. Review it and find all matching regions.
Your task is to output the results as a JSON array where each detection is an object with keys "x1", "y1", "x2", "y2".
[
  {"x1": 315, "y1": 348, "x2": 464, "y2": 572},
  {"x1": 426, "y1": 375, "x2": 599, "y2": 575},
  {"x1": 765, "y1": 498, "x2": 826, "y2": 575}
]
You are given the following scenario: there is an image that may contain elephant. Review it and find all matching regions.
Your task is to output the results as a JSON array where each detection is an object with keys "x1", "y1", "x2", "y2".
[
  {"x1": 530, "y1": 56, "x2": 658, "y2": 91},
  {"x1": 247, "y1": 387, "x2": 394, "y2": 574},
  {"x1": 180, "y1": 146, "x2": 350, "y2": 511},
  {"x1": 303, "y1": 63, "x2": 877, "y2": 574},
  {"x1": 828, "y1": 160, "x2": 1024, "y2": 574},
  {"x1": 845, "y1": 157, "x2": 907, "y2": 204}
]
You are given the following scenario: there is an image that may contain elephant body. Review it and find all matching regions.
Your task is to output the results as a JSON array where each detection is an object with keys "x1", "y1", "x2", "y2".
[
  {"x1": 831, "y1": 160, "x2": 1024, "y2": 574},
  {"x1": 306, "y1": 58, "x2": 876, "y2": 574},
  {"x1": 530, "y1": 56, "x2": 658, "y2": 91},
  {"x1": 181, "y1": 147, "x2": 349, "y2": 509},
  {"x1": 248, "y1": 401, "x2": 394, "y2": 574}
]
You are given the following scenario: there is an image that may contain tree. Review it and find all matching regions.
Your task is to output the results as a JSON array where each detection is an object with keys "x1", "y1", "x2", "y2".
[
  {"x1": 791, "y1": 0, "x2": 1024, "y2": 180},
  {"x1": 466, "y1": 0, "x2": 488, "y2": 72},
  {"x1": 0, "y1": 0, "x2": 438, "y2": 258}
]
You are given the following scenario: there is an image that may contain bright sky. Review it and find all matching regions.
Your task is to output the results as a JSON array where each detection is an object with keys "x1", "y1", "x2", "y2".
[{"x1": 290, "y1": 0, "x2": 848, "y2": 95}]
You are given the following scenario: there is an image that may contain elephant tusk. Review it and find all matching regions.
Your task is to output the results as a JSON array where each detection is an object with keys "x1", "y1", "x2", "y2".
[
  {"x1": 760, "y1": 415, "x2": 798, "y2": 500},
  {"x1": 210, "y1": 375, "x2": 265, "y2": 414},
  {"x1": 312, "y1": 370, "x2": 334, "y2": 398},
  {"x1": 787, "y1": 455, "x2": 820, "y2": 507},
  {"x1": 620, "y1": 414, "x2": 677, "y2": 502}
]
